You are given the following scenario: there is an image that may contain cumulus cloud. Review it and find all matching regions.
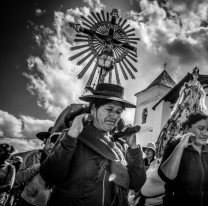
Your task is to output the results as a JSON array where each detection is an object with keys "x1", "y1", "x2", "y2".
[
  {"x1": 0, "y1": 111, "x2": 22, "y2": 138},
  {"x1": 0, "y1": 110, "x2": 53, "y2": 139},
  {"x1": 0, "y1": 138, "x2": 42, "y2": 153},
  {"x1": 83, "y1": 0, "x2": 106, "y2": 12},
  {"x1": 35, "y1": 8, "x2": 46, "y2": 16},
  {"x1": 171, "y1": 0, "x2": 208, "y2": 11},
  {"x1": 0, "y1": 110, "x2": 53, "y2": 152},
  {"x1": 126, "y1": 0, "x2": 208, "y2": 77}
]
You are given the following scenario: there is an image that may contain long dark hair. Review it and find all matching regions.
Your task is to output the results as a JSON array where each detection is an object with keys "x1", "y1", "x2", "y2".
[{"x1": 181, "y1": 112, "x2": 208, "y2": 129}]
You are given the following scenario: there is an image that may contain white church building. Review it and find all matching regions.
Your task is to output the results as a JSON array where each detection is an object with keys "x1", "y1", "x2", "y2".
[{"x1": 134, "y1": 70, "x2": 208, "y2": 147}]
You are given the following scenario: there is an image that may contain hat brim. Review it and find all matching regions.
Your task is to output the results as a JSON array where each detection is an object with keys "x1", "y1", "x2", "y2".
[
  {"x1": 79, "y1": 95, "x2": 136, "y2": 108},
  {"x1": 36, "y1": 132, "x2": 51, "y2": 141},
  {"x1": 142, "y1": 146, "x2": 156, "y2": 153}
]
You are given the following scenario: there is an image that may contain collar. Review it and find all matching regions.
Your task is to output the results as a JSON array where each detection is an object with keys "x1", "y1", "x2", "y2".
[{"x1": 186, "y1": 144, "x2": 208, "y2": 153}]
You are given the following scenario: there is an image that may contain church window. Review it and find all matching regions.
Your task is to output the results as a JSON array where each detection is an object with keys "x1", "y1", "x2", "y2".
[{"x1": 142, "y1": 108, "x2": 148, "y2": 124}]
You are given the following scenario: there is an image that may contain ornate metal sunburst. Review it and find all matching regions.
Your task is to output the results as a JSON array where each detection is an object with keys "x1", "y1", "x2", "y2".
[{"x1": 68, "y1": 8, "x2": 140, "y2": 88}]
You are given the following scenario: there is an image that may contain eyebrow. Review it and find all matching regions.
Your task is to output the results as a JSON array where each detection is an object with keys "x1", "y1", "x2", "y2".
[{"x1": 106, "y1": 105, "x2": 123, "y2": 110}]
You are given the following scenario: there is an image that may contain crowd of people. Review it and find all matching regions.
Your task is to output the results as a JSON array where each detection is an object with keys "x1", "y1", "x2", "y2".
[{"x1": 0, "y1": 82, "x2": 208, "y2": 206}]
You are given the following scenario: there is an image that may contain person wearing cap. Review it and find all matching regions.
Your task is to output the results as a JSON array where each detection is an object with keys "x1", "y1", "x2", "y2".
[
  {"x1": 40, "y1": 83, "x2": 146, "y2": 206},
  {"x1": 132, "y1": 144, "x2": 165, "y2": 206},
  {"x1": 0, "y1": 144, "x2": 15, "y2": 206},
  {"x1": 15, "y1": 128, "x2": 59, "y2": 206},
  {"x1": 142, "y1": 142, "x2": 156, "y2": 170},
  {"x1": 4, "y1": 156, "x2": 23, "y2": 206}
]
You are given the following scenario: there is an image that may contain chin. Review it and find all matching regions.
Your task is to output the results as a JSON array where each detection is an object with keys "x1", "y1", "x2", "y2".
[
  {"x1": 195, "y1": 140, "x2": 207, "y2": 146},
  {"x1": 105, "y1": 123, "x2": 115, "y2": 130}
]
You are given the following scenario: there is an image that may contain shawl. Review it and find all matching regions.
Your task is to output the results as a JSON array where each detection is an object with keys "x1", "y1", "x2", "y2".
[{"x1": 78, "y1": 124, "x2": 130, "y2": 206}]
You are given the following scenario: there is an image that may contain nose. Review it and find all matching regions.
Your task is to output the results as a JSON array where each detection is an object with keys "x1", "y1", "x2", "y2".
[
  {"x1": 109, "y1": 112, "x2": 119, "y2": 119},
  {"x1": 202, "y1": 131, "x2": 208, "y2": 136}
]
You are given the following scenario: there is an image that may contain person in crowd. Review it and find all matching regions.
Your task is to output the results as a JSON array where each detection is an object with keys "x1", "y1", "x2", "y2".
[
  {"x1": 5, "y1": 156, "x2": 23, "y2": 206},
  {"x1": 40, "y1": 83, "x2": 146, "y2": 206},
  {"x1": 11, "y1": 157, "x2": 22, "y2": 173},
  {"x1": 132, "y1": 144, "x2": 165, "y2": 206},
  {"x1": 158, "y1": 111, "x2": 208, "y2": 206},
  {"x1": 142, "y1": 142, "x2": 156, "y2": 170},
  {"x1": 0, "y1": 144, "x2": 15, "y2": 206},
  {"x1": 15, "y1": 128, "x2": 59, "y2": 206}
]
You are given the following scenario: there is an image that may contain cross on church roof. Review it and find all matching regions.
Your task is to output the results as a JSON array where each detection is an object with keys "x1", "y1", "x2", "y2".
[
  {"x1": 163, "y1": 62, "x2": 167, "y2": 70},
  {"x1": 134, "y1": 70, "x2": 176, "y2": 96}
]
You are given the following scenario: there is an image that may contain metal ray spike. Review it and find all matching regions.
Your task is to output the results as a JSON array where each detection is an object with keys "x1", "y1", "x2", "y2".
[
  {"x1": 123, "y1": 24, "x2": 130, "y2": 31},
  {"x1": 74, "y1": 39, "x2": 88, "y2": 43},
  {"x1": 118, "y1": 18, "x2": 123, "y2": 25},
  {"x1": 106, "y1": 12, "x2": 109, "y2": 21},
  {"x1": 120, "y1": 19, "x2": 127, "y2": 28},
  {"x1": 75, "y1": 34, "x2": 88, "y2": 38},
  {"x1": 129, "y1": 37, "x2": 140, "y2": 41},
  {"x1": 127, "y1": 33, "x2": 136, "y2": 37},
  {"x1": 118, "y1": 62, "x2": 128, "y2": 80},
  {"x1": 127, "y1": 53, "x2": 138, "y2": 62},
  {"x1": 114, "y1": 63, "x2": 121, "y2": 85},
  {"x1": 101, "y1": 10, "x2": 105, "y2": 21},
  {"x1": 114, "y1": 49, "x2": 121, "y2": 59},
  {"x1": 108, "y1": 70, "x2": 112, "y2": 83},
  {"x1": 91, "y1": 12, "x2": 99, "y2": 22},
  {"x1": 88, "y1": 15, "x2": 96, "y2": 24},
  {"x1": 115, "y1": 47, "x2": 123, "y2": 56},
  {"x1": 128, "y1": 50, "x2": 138, "y2": 58},
  {"x1": 125, "y1": 28, "x2": 135, "y2": 33},
  {"x1": 77, "y1": 52, "x2": 93, "y2": 66},
  {"x1": 124, "y1": 57, "x2": 138, "y2": 72},
  {"x1": 85, "y1": 59, "x2": 99, "y2": 87},
  {"x1": 96, "y1": 12, "x2": 102, "y2": 22},
  {"x1": 77, "y1": 55, "x2": 96, "y2": 79},
  {"x1": 82, "y1": 22, "x2": 91, "y2": 28},
  {"x1": 80, "y1": 16, "x2": 94, "y2": 26},
  {"x1": 68, "y1": 47, "x2": 91, "y2": 61},
  {"x1": 129, "y1": 41, "x2": 138, "y2": 45},
  {"x1": 122, "y1": 60, "x2": 135, "y2": 79},
  {"x1": 70, "y1": 44, "x2": 89, "y2": 51}
]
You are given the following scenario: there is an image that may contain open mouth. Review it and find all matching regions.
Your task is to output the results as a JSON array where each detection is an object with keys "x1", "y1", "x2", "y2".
[{"x1": 200, "y1": 138, "x2": 208, "y2": 141}]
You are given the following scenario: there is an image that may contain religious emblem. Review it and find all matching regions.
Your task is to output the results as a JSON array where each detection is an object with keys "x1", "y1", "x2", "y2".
[{"x1": 68, "y1": 9, "x2": 140, "y2": 89}]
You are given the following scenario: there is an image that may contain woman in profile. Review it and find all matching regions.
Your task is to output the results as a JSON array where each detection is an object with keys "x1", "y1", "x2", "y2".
[{"x1": 158, "y1": 112, "x2": 208, "y2": 206}]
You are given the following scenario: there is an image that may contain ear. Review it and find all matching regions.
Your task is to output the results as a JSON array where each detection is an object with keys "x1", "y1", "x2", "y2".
[
  {"x1": 43, "y1": 138, "x2": 47, "y2": 144},
  {"x1": 184, "y1": 125, "x2": 189, "y2": 133},
  {"x1": 90, "y1": 104, "x2": 96, "y2": 115}
]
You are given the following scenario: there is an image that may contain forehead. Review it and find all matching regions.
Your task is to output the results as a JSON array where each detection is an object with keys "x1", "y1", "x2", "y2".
[
  {"x1": 102, "y1": 101, "x2": 123, "y2": 110},
  {"x1": 145, "y1": 148, "x2": 153, "y2": 152},
  {"x1": 193, "y1": 119, "x2": 208, "y2": 127}
]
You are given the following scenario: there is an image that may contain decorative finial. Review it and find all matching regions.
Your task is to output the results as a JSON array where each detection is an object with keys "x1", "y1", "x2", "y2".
[
  {"x1": 110, "y1": 8, "x2": 119, "y2": 19},
  {"x1": 163, "y1": 62, "x2": 167, "y2": 70}
]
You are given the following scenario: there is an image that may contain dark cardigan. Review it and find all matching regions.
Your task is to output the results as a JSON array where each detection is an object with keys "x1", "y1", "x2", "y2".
[{"x1": 40, "y1": 126, "x2": 146, "y2": 206}]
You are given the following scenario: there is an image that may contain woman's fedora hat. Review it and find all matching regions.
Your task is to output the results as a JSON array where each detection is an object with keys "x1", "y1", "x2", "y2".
[
  {"x1": 79, "y1": 83, "x2": 136, "y2": 108},
  {"x1": 36, "y1": 127, "x2": 53, "y2": 141},
  {"x1": 142, "y1": 142, "x2": 156, "y2": 153}
]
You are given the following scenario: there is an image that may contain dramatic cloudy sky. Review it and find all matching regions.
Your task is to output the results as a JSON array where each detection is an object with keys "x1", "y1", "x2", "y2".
[{"x1": 1, "y1": 0, "x2": 208, "y2": 152}]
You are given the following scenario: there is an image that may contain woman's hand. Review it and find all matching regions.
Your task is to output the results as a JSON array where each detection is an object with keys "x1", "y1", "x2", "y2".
[
  {"x1": 122, "y1": 124, "x2": 137, "y2": 149},
  {"x1": 179, "y1": 132, "x2": 195, "y2": 149},
  {"x1": 67, "y1": 113, "x2": 87, "y2": 138}
]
